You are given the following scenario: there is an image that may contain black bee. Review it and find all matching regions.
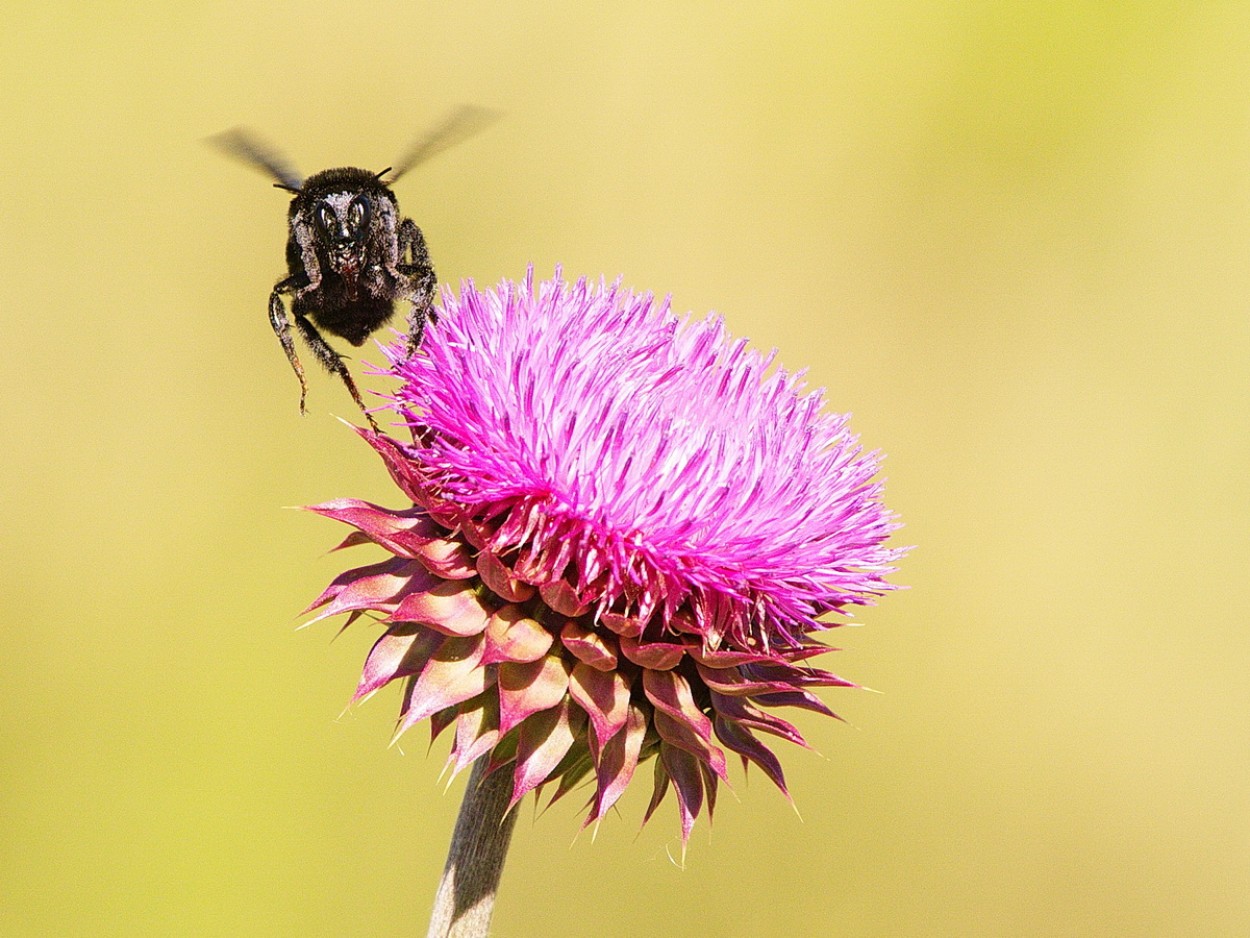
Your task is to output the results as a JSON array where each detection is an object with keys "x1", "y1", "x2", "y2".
[{"x1": 211, "y1": 107, "x2": 498, "y2": 429}]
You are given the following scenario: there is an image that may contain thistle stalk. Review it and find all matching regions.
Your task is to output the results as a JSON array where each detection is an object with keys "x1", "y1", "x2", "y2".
[{"x1": 426, "y1": 758, "x2": 518, "y2": 938}]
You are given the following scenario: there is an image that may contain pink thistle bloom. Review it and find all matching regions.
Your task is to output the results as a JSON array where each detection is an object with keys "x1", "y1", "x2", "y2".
[{"x1": 304, "y1": 269, "x2": 904, "y2": 843}]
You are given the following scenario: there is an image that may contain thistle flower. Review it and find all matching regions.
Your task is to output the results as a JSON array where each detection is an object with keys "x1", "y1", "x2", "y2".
[{"x1": 305, "y1": 269, "x2": 903, "y2": 843}]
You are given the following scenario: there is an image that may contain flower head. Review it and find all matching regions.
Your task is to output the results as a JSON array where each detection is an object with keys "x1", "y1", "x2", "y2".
[{"x1": 305, "y1": 269, "x2": 903, "y2": 842}]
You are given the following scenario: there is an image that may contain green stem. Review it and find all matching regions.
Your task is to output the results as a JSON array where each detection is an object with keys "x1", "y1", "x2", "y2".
[{"x1": 426, "y1": 758, "x2": 518, "y2": 938}]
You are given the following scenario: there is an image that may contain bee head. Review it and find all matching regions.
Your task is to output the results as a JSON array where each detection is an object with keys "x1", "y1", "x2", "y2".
[{"x1": 292, "y1": 168, "x2": 398, "y2": 273}]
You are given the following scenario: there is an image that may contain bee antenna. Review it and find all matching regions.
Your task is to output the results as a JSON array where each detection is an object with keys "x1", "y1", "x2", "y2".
[
  {"x1": 273, "y1": 182, "x2": 302, "y2": 194},
  {"x1": 374, "y1": 167, "x2": 393, "y2": 182}
]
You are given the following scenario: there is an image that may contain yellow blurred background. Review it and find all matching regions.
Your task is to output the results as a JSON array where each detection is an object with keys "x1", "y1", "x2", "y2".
[{"x1": 2, "y1": 2, "x2": 1247, "y2": 936}]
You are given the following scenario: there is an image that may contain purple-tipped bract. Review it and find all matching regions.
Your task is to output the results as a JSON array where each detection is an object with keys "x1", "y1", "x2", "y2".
[{"x1": 305, "y1": 269, "x2": 903, "y2": 842}]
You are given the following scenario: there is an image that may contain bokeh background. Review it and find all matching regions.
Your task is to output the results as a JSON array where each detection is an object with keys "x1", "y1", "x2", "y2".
[{"x1": 2, "y1": 2, "x2": 1247, "y2": 936}]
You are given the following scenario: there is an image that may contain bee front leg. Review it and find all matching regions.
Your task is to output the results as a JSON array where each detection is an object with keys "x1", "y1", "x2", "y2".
[
  {"x1": 292, "y1": 314, "x2": 381, "y2": 433},
  {"x1": 269, "y1": 283, "x2": 309, "y2": 415},
  {"x1": 397, "y1": 218, "x2": 438, "y2": 358}
]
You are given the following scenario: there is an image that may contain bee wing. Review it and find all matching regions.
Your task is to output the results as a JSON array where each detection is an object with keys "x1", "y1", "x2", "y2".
[
  {"x1": 208, "y1": 127, "x2": 304, "y2": 192},
  {"x1": 384, "y1": 105, "x2": 502, "y2": 185}
]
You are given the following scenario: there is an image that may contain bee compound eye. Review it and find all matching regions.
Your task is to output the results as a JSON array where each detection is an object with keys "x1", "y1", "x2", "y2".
[
  {"x1": 348, "y1": 196, "x2": 371, "y2": 234},
  {"x1": 316, "y1": 204, "x2": 337, "y2": 231}
]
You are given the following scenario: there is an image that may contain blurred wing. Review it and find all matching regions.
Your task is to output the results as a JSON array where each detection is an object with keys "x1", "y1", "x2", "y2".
[
  {"x1": 208, "y1": 127, "x2": 304, "y2": 192},
  {"x1": 384, "y1": 105, "x2": 502, "y2": 185}
]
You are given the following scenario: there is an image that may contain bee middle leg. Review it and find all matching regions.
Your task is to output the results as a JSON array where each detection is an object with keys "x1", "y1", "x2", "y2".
[
  {"x1": 397, "y1": 218, "x2": 438, "y2": 358},
  {"x1": 292, "y1": 314, "x2": 381, "y2": 433},
  {"x1": 269, "y1": 284, "x2": 309, "y2": 415}
]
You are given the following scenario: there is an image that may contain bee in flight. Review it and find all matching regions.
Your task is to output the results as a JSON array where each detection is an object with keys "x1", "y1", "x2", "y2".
[{"x1": 211, "y1": 106, "x2": 498, "y2": 429}]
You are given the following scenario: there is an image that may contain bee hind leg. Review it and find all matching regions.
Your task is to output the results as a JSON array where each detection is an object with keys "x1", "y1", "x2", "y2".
[{"x1": 292, "y1": 314, "x2": 381, "y2": 433}]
